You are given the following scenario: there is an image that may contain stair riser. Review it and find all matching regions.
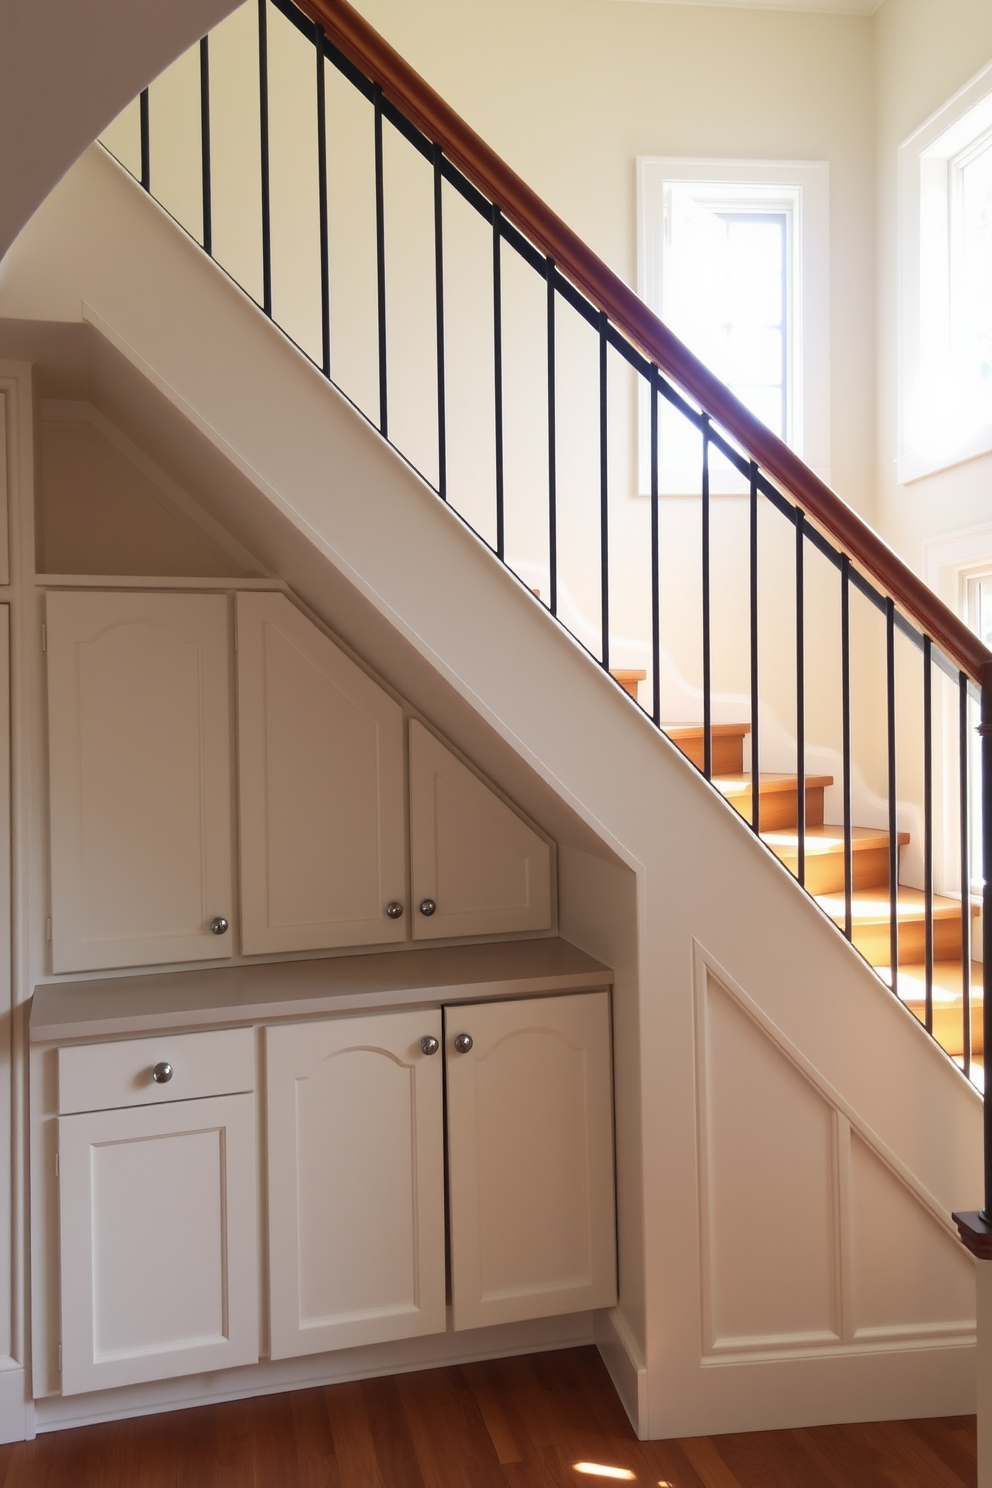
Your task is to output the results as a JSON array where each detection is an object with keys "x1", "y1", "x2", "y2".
[
  {"x1": 774, "y1": 844, "x2": 891, "y2": 895},
  {"x1": 903, "y1": 1002, "x2": 983, "y2": 1057},
  {"x1": 733, "y1": 788, "x2": 825, "y2": 831},
  {"x1": 852, "y1": 916, "x2": 970, "y2": 966},
  {"x1": 674, "y1": 737, "x2": 745, "y2": 775}
]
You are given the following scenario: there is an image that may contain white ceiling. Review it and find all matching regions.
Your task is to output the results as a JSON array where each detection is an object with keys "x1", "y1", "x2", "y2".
[{"x1": 613, "y1": 0, "x2": 883, "y2": 13}]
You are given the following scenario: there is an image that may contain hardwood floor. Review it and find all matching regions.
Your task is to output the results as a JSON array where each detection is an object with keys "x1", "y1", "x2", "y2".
[{"x1": 0, "y1": 1347, "x2": 976, "y2": 1487}]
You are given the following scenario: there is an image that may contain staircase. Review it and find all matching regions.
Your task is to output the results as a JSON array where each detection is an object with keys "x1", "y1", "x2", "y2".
[{"x1": 660, "y1": 710, "x2": 983, "y2": 1064}]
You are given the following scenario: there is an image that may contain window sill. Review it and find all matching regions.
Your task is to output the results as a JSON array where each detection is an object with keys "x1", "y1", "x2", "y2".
[{"x1": 897, "y1": 425, "x2": 992, "y2": 485}]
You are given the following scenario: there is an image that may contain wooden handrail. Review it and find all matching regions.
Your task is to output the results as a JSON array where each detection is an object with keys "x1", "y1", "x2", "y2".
[{"x1": 296, "y1": 0, "x2": 991, "y2": 684}]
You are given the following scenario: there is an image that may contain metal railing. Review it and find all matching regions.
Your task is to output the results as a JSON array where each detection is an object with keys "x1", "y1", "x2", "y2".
[{"x1": 104, "y1": 0, "x2": 992, "y2": 1207}]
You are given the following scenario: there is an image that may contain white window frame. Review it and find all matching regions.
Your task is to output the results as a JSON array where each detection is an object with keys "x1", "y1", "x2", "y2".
[
  {"x1": 637, "y1": 157, "x2": 831, "y2": 494},
  {"x1": 898, "y1": 59, "x2": 992, "y2": 486}
]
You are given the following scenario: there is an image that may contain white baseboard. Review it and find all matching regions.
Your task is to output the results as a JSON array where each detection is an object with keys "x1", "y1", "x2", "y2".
[
  {"x1": 595, "y1": 1308, "x2": 649, "y2": 1438},
  {"x1": 0, "y1": 1365, "x2": 32, "y2": 1443},
  {"x1": 35, "y1": 1311, "x2": 596, "y2": 1433}
]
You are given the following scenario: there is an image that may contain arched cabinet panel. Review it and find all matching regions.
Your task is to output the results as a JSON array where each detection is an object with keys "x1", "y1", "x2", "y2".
[
  {"x1": 265, "y1": 1009, "x2": 446, "y2": 1358},
  {"x1": 444, "y1": 992, "x2": 617, "y2": 1330}
]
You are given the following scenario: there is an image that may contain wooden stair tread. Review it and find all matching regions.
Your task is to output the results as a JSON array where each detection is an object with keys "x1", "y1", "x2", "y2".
[
  {"x1": 763, "y1": 824, "x2": 909, "y2": 855},
  {"x1": 715, "y1": 771, "x2": 833, "y2": 797},
  {"x1": 886, "y1": 961, "x2": 984, "y2": 1004},
  {"x1": 664, "y1": 722, "x2": 751, "y2": 741},
  {"x1": 816, "y1": 885, "x2": 979, "y2": 927}
]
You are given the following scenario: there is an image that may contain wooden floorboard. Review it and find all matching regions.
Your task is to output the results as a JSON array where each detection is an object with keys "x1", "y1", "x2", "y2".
[{"x1": 0, "y1": 1346, "x2": 976, "y2": 1487}]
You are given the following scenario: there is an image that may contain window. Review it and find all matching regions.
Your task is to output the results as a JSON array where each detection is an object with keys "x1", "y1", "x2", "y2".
[
  {"x1": 637, "y1": 158, "x2": 830, "y2": 494},
  {"x1": 898, "y1": 60, "x2": 992, "y2": 483}
]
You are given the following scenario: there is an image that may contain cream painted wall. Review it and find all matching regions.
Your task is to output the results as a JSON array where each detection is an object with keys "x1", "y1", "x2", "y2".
[{"x1": 874, "y1": 0, "x2": 992, "y2": 575}]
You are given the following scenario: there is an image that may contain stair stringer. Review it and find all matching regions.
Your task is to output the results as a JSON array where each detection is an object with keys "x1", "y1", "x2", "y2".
[{"x1": 0, "y1": 143, "x2": 983, "y2": 1440}]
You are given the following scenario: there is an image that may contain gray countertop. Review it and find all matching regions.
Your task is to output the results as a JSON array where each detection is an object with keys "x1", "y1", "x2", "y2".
[{"x1": 30, "y1": 938, "x2": 612, "y2": 1043}]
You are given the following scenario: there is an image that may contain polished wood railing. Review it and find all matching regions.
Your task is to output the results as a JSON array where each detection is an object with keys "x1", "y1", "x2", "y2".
[{"x1": 295, "y1": 0, "x2": 990, "y2": 687}]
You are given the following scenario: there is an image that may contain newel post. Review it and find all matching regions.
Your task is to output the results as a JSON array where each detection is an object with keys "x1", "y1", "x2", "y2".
[{"x1": 953, "y1": 661, "x2": 992, "y2": 1485}]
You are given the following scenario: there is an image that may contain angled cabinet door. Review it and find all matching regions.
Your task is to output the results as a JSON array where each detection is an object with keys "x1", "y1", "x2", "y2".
[
  {"x1": 46, "y1": 591, "x2": 234, "y2": 973},
  {"x1": 58, "y1": 1092, "x2": 258, "y2": 1395},
  {"x1": 445, "y1": 992, "x2": 617, "y2": 1331},
  {"x1": 409, "y1": 720, "x2": 553, "y2": 941},
  {"x1": 265, "y1": 1010, "x2": 446, "y2": 1358},
  {"x1": 237, "y1": 594, "x2": 407, "y2": 954}
]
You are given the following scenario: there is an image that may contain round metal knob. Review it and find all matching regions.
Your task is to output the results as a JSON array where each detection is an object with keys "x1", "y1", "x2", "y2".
[
  {"x1": 419, "y1": 898, "x2": 437, "y2": 917},
  {"x1": 210, "y1": 916, "x2": 229, "y2": 936},
  {"x1": 151, "y1": 1062, "x2": 173, "y2": 1084},
  {"x1": 385, "y1": 901, "x2": 404, "y2": 919},
  {"x1": 419, "y1": 1035, "x2": 439, "y2": 1056},
  {"x1": 453, "y1": 1033, "x2": 473, "y2": 1054}
]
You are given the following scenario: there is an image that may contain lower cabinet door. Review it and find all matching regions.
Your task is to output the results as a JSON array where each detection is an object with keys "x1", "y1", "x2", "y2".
[
  {"x1": 58, "y1": 1093, "x2": 258, "y2": 1395},
  {"x1": 445, "y1": 992, "x2": 618, "y2": 1331},
  {"x1": 265, "y1": 1009, "x2": 446, "y2": 1359}
]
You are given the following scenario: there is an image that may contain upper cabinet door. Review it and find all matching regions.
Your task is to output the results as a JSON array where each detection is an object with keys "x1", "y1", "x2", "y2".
[
  {"x1": 409, "y1": 720, "x2": 554, "y2": 941},
  {"x1": 236, "y1": 594, "x2": 407, "y2": 955},
  {"x1": 46, "y1": 591, "x2": 234, "y2": 974}
]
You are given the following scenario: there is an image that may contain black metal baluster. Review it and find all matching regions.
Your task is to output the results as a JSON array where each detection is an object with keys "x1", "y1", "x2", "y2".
[
  {"x1": 599, "y1": 310, "x2": 609, "y2": 671},
  {"x1": 139, "y1": 88, "x2": 150, "y2": 192},
  {"x1": 546, "y1": 260, "x2": 557, "y2": 615},
  {"x1": 980, "y1": 668, "x2": 992, "y2": 1209},
  {"x1": 887, "y1": 599, "x2": 899, "y2": 995},
  {"x1": 841, "y1": 556, "x2": 853, "y2": 940},
  {"x1": 315, "y1": 27, "x2": 330, "y2": 378},
  {"x1": 923, "y1": 637, "x2": 934, "y2": 1035},
  {"x1": 373, "y1": 84, "x2": 387, "y2": 437},
  {"x1": 493, "y1": 205, "x2": 504, "y2": 560},
  {"x1": 749, "y1": 463, "x2": 760, "y2": 834},
  {"x1": 199, "y1": 38, "x2": 212, "y2": 255},
  {"x1": 701, "y1": 418, "x2": 712, "y2": 782},
  {"x1": 960, "y1": 673, "x2": 973, "y2": 1078},
  {"x1": 651, "y1": 373, "x2": 661, "y2": 728},
  {"x1": 433, "y1": 144, "x2": 446, "y2": 501},
  {"x1": 796, "y1": 510, "x2": 806, "y2": 886},
  {"x1": 258, "y1": 0, "x2": 272, "y2": 317}
]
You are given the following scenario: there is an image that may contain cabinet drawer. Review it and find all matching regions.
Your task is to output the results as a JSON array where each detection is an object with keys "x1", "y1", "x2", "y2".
[{"x1": 58, "y1": 1027, "x2": 254, "y2": 1115}]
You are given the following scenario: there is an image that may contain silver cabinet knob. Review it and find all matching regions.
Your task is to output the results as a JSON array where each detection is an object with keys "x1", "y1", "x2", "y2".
[
  {"x1": 419, "y1": 898, "x2": 437, "y2": 917},
  {"x1": 385, "y1": 901, "x2": 404, "y2": 919},
  {"x1": 151, "y1": 1062, "x2": 173, "y2": 1084},
  {"x1": 453, "y1": 1033, "x2": 473, "y2": 1054},
  {"x1": 210, "y1": 916, "x2": 229, "y2": 935},
  {"x1": 420, "y1": 1035, "x2": 439, "y2": 1056}
]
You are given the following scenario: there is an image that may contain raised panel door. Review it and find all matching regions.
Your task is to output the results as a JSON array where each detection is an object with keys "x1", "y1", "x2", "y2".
[
  {"x1": 445, "y1": 992, "x2": 617, "y2": 1331},
  {"x1": 46, "y1": 591, "x2": 233, "y2": 972},
  {"x1": 237, "y1": 594, "x2": 407, "y2": 954},
  {"x1": 266, "y1": 1009, "x2": 445, "y2": 1358},
  {"x1": 409, "y1": 720, "x2": 553, "y2": 941},
  {"x1": 58, "y1": 1093, "x2": 258, "y2": 1395}
]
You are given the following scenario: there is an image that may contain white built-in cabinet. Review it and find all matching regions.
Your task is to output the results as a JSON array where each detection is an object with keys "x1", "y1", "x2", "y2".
[
  {"x1": 45, "y1": 588, "x2": 554, "y2": 972},
  {"x1": 265, "y1": 992, "x2": 616, "y2": 1355},
  {"x1": 265, "y1": 1009, "x2": 447, "y2": 1358},
  {"x1": 56, "y1": 1029, "x2": 258, "y2": 1395},
  {"x1": 409, "y1": 721, "x2": 553, "y2": 940},
  {"x1": 236, "y1": 593, "x2": 406, "y2": 954},
  {"x1": 45, "y1": 591, "x2": 234, "y2": 973}
]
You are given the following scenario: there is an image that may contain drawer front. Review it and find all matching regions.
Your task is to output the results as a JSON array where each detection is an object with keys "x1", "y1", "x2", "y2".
[{"x1": 58, "y1": 1027, "x2": 254, "y2": 1114}]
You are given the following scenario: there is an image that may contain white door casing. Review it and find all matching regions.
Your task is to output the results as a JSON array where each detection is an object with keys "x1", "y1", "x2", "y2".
[
  {"x1": 236, "y1": 593, "x2": 407, "y2": 954},
  {"x1": 58, "y1": 1092, "x2": 258, "y2": 1395},
  {"x1": 46, "y1": 590, "x2": 234, "y2": 972},
  {"x1": 445, "y1": 991, "x2": 617, "y2": 1330},
  {"x1": 409, "y1": 720, "x2": 553, "y2": 941},
  {"x1": 265, "y1": 1008, "x2": 446, "y2": 1359}
]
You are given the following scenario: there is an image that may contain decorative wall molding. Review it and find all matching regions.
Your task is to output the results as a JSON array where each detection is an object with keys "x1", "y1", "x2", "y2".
[{"x1": 692, "y1": 941, "x2": 976, "y2": 1364}]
